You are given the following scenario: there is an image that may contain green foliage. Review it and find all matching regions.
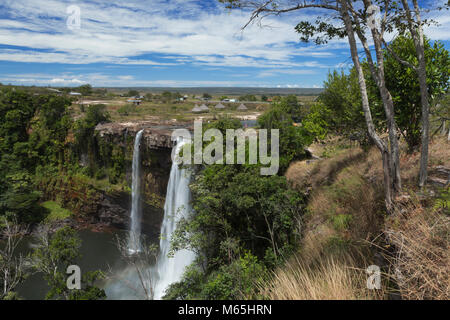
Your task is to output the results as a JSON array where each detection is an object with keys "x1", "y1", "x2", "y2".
[
  {"x1": 315, "y1": 36, "x2": 449, "y2": 151},
  {"x1": 73, "y1": 104, "x2": 110, "y2": 171},
  {"x1": 0, "y1": 88, "x2": 38, "y2": 155},
  {"x1": 331, "y1": 214, "x2": 353, "y2": 232},
  {"x1": 295, "y1": 20, "x2": 346, "y2": 45},
  {"x1": 32, "y1": 227, "x2": 106, "y2": 300},
  {"x1": 28, "y1": 95, "x2": 73, "y2": 167},
  {"x1": 433, "y1": 187, "x2": 449, "y2": 213},
  {"x1": 384, "y1": 35, "x2": 450, "y2": 151},
  {"x1": 42, "y1": 201, "x2": 72, "y2": 222},
  {"x1": 171, "y1": 165, "x2": 303, "y2": 262},
  {"x1": 117, "y1": 104, "x2": 137, "y2": 116},
  {"x1": 144, "y1": 93, "x2": 153, "y2": 101},
  {"x1": 161, "y1": 91, "x2": 172, "y2": 102},
  {"x1": 301, "y1": 102, "x2": 333, "y2": 141},
  {"x1": 0, "y1": 217, "x2": 29, "y2": 300},
  {"x1": 77, "y1": 84, "x2": 93, "y2": 96},
  {"x1": 201, "y1": 252, "x2": 267, "y2": 299},
  {"x1": 164, "y1": 252, "x2": 267, "y2": 300},
  {"x1": 0, "y1": 88, "x2": 76, "y2": 222},
  {"x1": 317, "y1": 69, "x2": 371, "y2": 144},
  {"x1": 0, "y1": 168, "x2": 44, "y2": 223},
  {"x1": 204, "y1": 116, "x2": 242, "y2": 133},
  {"x1": 166, "y1": 113, "x2": 309, "y2": 299},
  {"x1": 127, "y1": 89, "x2": 139, "y2": 97},
  {"x1": 258, "y1": 98, "x2": 312, "y2": 172},
  {"x1": 239, "y1": 94, "x2": 257, "y2": 102}
]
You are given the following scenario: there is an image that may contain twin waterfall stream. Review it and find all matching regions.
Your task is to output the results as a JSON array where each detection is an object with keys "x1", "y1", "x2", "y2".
[{"x1": 127, "y1": 131, "x2": 195, "y2": 299}]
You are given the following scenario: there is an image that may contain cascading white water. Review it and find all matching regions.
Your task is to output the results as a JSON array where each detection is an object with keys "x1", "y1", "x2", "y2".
[
  {"x1": 128, "y1": 129, "x2": 144, "y2": 253},
  {"x1": 152, "y1": 138, "x2": 196, "y2": 299}
]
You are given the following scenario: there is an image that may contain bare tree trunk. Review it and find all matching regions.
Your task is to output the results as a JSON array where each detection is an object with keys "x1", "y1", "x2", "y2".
[
  {"x1": 0, "y1": 219, "x2": 28, "y2": 299},
  {"x1": 340, "y1": 0, "x2": 393, "y2": 208},
  {"x1": 361, "y1": 0, "x2": 402, "y2": 194},
  {"x1": 401, "y1": 0, "x2": 430, "y2": 188},
  {"x1": 416, "y1": 27, "x2": 430, "y2": 188}
]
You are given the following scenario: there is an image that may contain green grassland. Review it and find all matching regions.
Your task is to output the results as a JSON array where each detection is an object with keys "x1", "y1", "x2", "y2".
[{"x1": 70, "y1": 93, "x2": 318, "y2": 123}]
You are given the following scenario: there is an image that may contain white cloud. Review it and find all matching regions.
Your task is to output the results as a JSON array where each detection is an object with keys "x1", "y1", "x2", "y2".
[
  {"x1": 257, "y1": 68, "x2": 320, "y2": 78},
  {"x1": 0, "y1": 0, "x2": 341, "y2": 68},
  {"x1": 0, "y1": 72, "x2": 277, "y2": 87}
]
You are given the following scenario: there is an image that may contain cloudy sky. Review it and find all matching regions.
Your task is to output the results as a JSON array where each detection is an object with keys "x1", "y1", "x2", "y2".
[{"x1": 0, "y1": 0, "x2": 448, "y2": 88}]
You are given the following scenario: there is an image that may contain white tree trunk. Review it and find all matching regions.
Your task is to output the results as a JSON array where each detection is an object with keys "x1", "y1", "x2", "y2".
[
  {"x1": 340, "y1": 0, "x2": 393, "y2": 208},
  {"x1": 401, "y1": 0, "x2": 430, "y2": 188}
]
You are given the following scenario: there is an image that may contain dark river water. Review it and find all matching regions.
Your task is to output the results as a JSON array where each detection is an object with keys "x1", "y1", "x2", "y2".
[{"x1": 15, "y1": 229, "x2": 147, "y2": 300}]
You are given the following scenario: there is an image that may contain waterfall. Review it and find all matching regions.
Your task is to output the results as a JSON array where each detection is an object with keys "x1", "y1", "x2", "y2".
[
  {"x1": 152, "y1": 138, "x2": 196, "y2": 299},
  {"x1": 128, "y1": 129, "x2": 144, "y2": 254}
]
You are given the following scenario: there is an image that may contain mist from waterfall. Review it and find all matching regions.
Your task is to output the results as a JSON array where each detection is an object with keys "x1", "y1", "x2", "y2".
[
  {"x1": 152, "y1": 138, "x2": 196, "y2": 299},
  {"x1": 128, "y1": 129, "x2": 144, "y2": 253}
]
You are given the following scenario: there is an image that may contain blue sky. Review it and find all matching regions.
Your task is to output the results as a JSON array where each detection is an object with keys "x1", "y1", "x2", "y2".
[{"x1": 0, "y1": 0, "x2": 448, "y2": 88}]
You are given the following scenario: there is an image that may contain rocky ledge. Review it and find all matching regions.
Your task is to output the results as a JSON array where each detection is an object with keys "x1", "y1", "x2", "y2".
[{"x1": 95, "y1": 120, "x2": 191, "y2": 150}]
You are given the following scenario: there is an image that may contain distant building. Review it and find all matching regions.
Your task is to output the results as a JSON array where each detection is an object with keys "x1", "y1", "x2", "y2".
[
  {"x1": 127, "y1": 99, "x2": 142, "y2": 105},
  {"x1": 69, "y1": 92, "x2": 82, "y2": 96},
  {"x1": 199, "y1": 104, "x2": 209, "y2": 111},
  {"x1": 229, "y1": 99, "x2": 237, "y2": 103},
  {"x1": 191, "y1": 105, "x2": 203, "y2": 113},
  {"x1": 237, "y1": 103, "x2": 248, "y2": 111}
]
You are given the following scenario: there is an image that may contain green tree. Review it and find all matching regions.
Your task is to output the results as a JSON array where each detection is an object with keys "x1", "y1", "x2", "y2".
[
  {"x1": 167, "y1": 116, "x2": 306, "y2": 300},
  {"x1": 239, "y1": 94, "x2": 257, "y2": 102},
  {"x1": 32, "y1": 227, "x2": 106, "y2": 300},
  {"x1": 202, "y1": 93, "x2": 212, "y2": 100},
  {"x1": 0, "y1": 88, "x2": 37, "y2": 155},
  {"x1": 383, "y1": 35, "x2": 450, "y2": 151},
  {"x1": 161, "y1": 91, "x2": 172, "y2": 103},
  {"x1": 73, "y1": 104, "x2": 110, "y2": 174},
  {"x1": 127, "y1": 89, "x2": 139, "y2": 97},
  {"x1": 145, "y1": 93, "x2": 153, "y2": 101},
  {"x1": 0, "y1": 218, "x2": 29, "y2": 300},
  {"x1": 0, "y1": 171, "x2": 44, "y2": 223},
  {"x1": 78, "y1": 84, "x2": 93, "y2": 96},
  {"x1": 258, "y1": 97, "x2": 312, "y2": 172},
  {"x1": 164, "y1": 252, "x2": 267, "y2": 300}
]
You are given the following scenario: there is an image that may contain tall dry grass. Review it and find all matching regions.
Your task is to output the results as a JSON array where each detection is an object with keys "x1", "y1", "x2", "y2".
[
  {"x1": 260, "y1": 254, "x2": 383, "y2": 300},
  {"x1": 270, "y1": 137, "x2": 449, "y2": 300},
  {"x1": 385, "y1": 200, "x2": 449, "y2": 300}
]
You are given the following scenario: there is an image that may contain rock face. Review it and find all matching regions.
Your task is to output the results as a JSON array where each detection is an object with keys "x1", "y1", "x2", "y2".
[
  {"x1": 92, "y1": 121, "x2": 190, "y2": 236},
  {"x1": 80, "y1": 190, "x2": 166, "y2": 239},
  {"x1": 95, "y1": 121, "x2": 191, "y2": 150}
]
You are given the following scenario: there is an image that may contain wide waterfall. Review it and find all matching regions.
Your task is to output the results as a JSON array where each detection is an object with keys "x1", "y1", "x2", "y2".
[
  {"x1": 152, "y1": 138, "x2": 196, "y2": 299},
  {"x1": 128, "y1": 129, "x2": 144, "y2": 253}
]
